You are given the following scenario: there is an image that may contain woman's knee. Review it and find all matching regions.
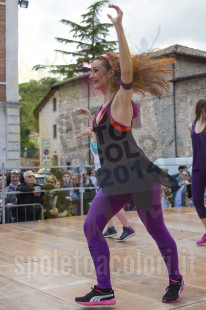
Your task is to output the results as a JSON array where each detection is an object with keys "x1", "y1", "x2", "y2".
[
  {"x1": 83, "y1": 217, "x2": 104, "y2": 242},
  {"x1": 83, "y1": 217, "x2": 93, "y2": 238}
]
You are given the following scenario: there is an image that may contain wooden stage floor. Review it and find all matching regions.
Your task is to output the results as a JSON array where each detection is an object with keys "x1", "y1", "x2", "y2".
[{"x1": 0, "y1": 207, "x2": 206, "y2": 310}]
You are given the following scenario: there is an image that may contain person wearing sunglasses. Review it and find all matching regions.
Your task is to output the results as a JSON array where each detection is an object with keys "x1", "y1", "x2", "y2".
[
  {"x1": 16, "y1": 170, "x2": 43, "y2": 222},
  {"x1": 174, "y1": 171, "x2": 192, "y2": 207}
]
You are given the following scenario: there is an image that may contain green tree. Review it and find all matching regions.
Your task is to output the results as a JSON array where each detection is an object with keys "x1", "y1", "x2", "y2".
[
  {"x1": 33, "y1": 0, "x2": 117, "y2": 78},
  {"x1": 19, "y1": 77, "x2": 59, "y2": 157}
]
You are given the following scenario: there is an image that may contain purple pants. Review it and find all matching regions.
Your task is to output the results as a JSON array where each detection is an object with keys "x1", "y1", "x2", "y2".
[
  {"x1": 83, "y1": 183, "x2": 180, "y2": 289},
  {"x1": 192, "y1": 168, "x2": 206, "y2": 219}
]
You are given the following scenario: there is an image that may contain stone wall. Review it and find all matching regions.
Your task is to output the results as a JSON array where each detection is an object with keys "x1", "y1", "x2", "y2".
[{"x1": 175, "y1": 56, "x2": 206, "y2": 77}]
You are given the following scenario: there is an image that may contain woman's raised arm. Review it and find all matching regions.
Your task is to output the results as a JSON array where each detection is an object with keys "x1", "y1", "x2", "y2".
[
  {"x1": 107, "y1": 5, "x2": 133, "y2": 125},
  {"x1": 107, "y1": 4, "x2": 132, "y2": 84}
]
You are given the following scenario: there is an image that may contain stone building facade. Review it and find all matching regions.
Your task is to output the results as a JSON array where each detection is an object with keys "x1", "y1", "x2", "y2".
[
  {"x1": 34, "y1": 45, "x2": 206, "y2": 167},
  {"x1": 0, "y1": 0, "x2": 20, "y2": 169}
]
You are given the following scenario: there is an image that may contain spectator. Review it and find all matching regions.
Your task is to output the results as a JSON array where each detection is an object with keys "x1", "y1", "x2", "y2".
[
  {"x1": 82, "y1": 169, "x2": 96, "y2": 214},
  {"x1": 0, "y1": 173, "x2": 8, "y2": 223},
  {"x1": 16, "y1": 170, "x2": 43, "y2": 222},
  {"x1": 5, "y1": 170, "x2": 21, "y2": 222},
  {"x1": 172, "y1": 166, "x2": 187, "y2": 184},
  {"x1": 174, "y1": 171, "x2": 192, "y2": 207},
  {"x1": 91, "y1": 170, "x2": 96, "y2": 177},
  {"x1": 171, "y1": 165, "x2": 187, "y2": 206},
  {"x1": 0, "y1": 173, "x2": 7, "y2": 189},
  {"x1": 87, "y1": 167, "x2": 98, "y2": 189},
  {"x1": 51, "y1": 168, "x2": 62, "y2": 180},
  {"x1": 61, "y1": 170, "x2": 71, "y2": 197},
  {"x1": 161, "y1": 186, "x2": 171, "y2": 208},
  {"x1": 55, "y1": 179, "x2": 62, "y2": 189},
  {"x1": 43, "y1": 175, "x2": 68, "y2": 219},
  {"x1": 66, "y1": 174, "x2": 80, "y2": 216}
]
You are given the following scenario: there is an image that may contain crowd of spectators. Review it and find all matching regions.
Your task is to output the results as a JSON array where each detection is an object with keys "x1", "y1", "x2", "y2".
[
  {"x1": 0, "y1": 167, "x2": 97, "y2": 223},
  {"x1": 0, "y1": 163, "x2": 198, "y2": 223},
  {"x1": 161, "y1": 165, "x2": 194, "y2": 208}
]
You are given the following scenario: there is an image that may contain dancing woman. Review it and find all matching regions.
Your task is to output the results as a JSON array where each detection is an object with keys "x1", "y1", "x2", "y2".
[
  {"x1": 189, "y1": 99, "x2": 206, "y2": 245},
  {"x1": 75, "y1": 4, "x2": 184, "y2": 306}
]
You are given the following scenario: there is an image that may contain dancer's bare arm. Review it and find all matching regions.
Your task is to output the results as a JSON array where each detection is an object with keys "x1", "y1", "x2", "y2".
[
  {"x1": 76, "y1": 108, "x2": 97, "y2": 142},
  {"x1": 108, "y1": 5, "x2": 133, "y2": 125},
  {"x1": 77, "y1": 108, "x2": 93, "y2": 126}
]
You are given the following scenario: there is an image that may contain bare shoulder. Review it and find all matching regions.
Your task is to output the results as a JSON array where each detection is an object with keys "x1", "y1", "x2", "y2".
[{"x1": 188, "y1": 122, "x2": 193, "y2": 132}]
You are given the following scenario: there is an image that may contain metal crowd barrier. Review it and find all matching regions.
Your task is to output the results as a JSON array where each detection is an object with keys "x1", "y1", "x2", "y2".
[{"x1": 4, "y1": 203, "x2": 44, "y2": 223}]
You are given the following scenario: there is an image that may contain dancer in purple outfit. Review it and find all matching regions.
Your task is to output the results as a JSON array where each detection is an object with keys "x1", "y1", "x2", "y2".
[
  {"x1": 189, "y1": 99, "x2": 206, "y2": 245},
  {"x1": 75, "y1": 4, "x2": 184, "y2": 306}
]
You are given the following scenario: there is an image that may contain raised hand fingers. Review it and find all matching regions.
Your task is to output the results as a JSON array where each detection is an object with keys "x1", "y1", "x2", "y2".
[
  {"x1": 107, "y1": 4, "x2": 123, "y2": 23},
  {"x1": 75, "y1": 127, "x2": 92, "y2": 139}
]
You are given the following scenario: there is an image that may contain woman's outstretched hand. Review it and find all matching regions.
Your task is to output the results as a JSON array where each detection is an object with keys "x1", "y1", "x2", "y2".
[
  {"x1": 76, "y1": 107, "x2": 93, "y2": 126},
  {"x1": 76, "y1": 126, "x2": 97, "y2": 143},
  {"x1": 76, "y1": 108, "x2": 91, "y2": 116},
  {"x1": 76, "y1": 127, "x2": 93, "y2": 139},
  {"x1": 107, "y1": 4, "x2": 123, "y2": 26}
]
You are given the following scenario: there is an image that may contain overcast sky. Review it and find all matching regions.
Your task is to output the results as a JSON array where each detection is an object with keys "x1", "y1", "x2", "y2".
[{"x1": 18, "y1": 0, "x2": 206, "y2": 83}]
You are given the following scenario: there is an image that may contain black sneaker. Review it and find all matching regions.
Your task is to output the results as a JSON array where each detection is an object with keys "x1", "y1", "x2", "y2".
[
  {"x1": 116, "y1": 226, "x2": 136, "y2": 242},
  {"x1": 162, "y1": 276, "x2": 185, "y2": 303},
  {"x1": 104, "y1": 226, "x2": 117, "y2": 238},
  {"x1": 75, "y1": 285, "x2": 116, "y2": 306}
]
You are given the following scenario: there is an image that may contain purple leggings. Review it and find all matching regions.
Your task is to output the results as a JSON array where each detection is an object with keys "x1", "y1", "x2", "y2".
[
  {"x1": 191, "y1": 168, "x2": 206, "y2": 219},
  {"x1": 83, "y1": 183, "x2": 180, "y2": 289}
]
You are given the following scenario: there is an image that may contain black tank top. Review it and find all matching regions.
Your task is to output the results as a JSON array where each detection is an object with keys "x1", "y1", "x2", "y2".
[{"x1": 93, "y1": 99, "x2": 178, "y2": 211}]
